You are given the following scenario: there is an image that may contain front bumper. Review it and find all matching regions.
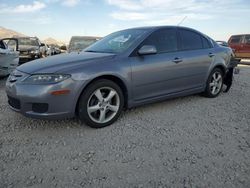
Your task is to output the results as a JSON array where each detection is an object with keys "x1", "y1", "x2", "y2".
[
  {"x1": 5, "y1": 72, "x2": 84, "y2": 120},
  {"x1": 19, "y1": 54, "x2": 40, "y2": 64}
]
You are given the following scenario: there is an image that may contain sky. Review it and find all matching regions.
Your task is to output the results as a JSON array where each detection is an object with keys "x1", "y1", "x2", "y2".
[{"x1": 0, "y1": 0, "x2": 250, "y2": 43}]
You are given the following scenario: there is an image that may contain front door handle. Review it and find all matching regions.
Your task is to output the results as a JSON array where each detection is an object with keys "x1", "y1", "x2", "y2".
[
  {"x1": 172, "y1": 57, "x2": 182, "y2": 63},
  {"x1": 209, "y1": 53, "x2": 215, "y2": 57}
]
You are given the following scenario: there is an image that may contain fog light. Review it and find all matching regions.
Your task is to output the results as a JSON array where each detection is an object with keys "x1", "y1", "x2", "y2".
[{"x1": 32, "y1": 103, "x2": 48, "y2": 113}]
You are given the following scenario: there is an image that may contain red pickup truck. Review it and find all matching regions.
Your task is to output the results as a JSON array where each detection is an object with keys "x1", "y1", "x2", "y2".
[{"x1": 228, "y1": 34, "x2": 250, "y2": 60}]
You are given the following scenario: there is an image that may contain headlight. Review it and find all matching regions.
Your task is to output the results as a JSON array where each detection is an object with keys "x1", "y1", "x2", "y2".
[
  {"x1": 22, "y1": 74, "x2": 71, "y2": 84},
  {"x1": 30, "y1": 50, "x2": 39, "y2": 54}
]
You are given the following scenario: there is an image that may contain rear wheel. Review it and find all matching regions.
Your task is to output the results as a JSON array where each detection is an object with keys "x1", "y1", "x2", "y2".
[
  {"x1": 204, "y1": 68, "x2": 223, "y2": 98},
  {"x1": 78, "y1": 79, "x2": 124, "y2": 128}
]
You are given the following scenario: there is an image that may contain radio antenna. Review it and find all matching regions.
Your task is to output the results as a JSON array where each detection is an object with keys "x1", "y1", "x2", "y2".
[{"x1": 177, "y1": 16, "x2": 187, "y2": 26}]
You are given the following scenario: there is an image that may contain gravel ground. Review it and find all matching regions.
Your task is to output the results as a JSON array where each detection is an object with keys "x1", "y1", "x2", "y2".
[{"x1": 0, "y1": 65, "x2": 249, "y2": 188}]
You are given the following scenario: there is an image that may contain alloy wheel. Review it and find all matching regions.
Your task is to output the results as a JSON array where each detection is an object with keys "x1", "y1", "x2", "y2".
[
  {"x1": 87, "y1": 87, "x2": 120, "y2": 124},
  {"x1": 209, "y1": 71, "x2": 223, "y2": 95}
]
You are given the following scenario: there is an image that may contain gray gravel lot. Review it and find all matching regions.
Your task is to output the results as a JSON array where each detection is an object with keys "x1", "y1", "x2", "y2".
[{"x1": 0, "y1": 65, "x2": 250, "y2": 188}]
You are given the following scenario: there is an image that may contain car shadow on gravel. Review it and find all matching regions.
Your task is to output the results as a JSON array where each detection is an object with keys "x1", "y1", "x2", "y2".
[
  {"x1": 2, "y1": 66, "x2": 247, "y2": 132},
  {"x1": 2, "y1": 93, "x2": 204, "y2": 131}
]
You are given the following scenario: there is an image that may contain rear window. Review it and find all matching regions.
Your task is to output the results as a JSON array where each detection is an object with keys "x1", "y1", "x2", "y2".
[{"x1": 229, "y1": 36, "x2": 242, "y2": 44}]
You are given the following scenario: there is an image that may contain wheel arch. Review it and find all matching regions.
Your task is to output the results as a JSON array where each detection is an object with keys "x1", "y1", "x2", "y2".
[
  {"x1": 213, "y1": 64, "x2": 226, "y2": 76},
  {"x1": 75, "y1": 74, "x2": 129, "y2": 115}
]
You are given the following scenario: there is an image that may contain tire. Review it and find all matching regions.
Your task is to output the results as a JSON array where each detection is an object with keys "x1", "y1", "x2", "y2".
[
  {"x1": 78, "y1": 79, "x2": 124, "y2": 128},
  {"x1": 204, "y1": 68, "x2": 224, "y2": 98}
]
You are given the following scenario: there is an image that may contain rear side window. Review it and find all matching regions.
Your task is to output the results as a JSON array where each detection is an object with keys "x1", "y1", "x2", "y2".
[
  {"x1": 229, "y1": 36, "x2": 241, "y2": 44},
  {"x1": 0, "y1": 41, "x2": 6, "y2": 49},
  {"x1": 201, "y1": 37, "x2": 212, "y2": 49},
  {"x1": 142, "y1": 29, "x2": 178, "y2": 53},
  {"x1": 244, "y1": 35, "x2": 250, "y2": 44},
  {"x1": 179, "y1": 29, "x2": 203, "y2": 50}
]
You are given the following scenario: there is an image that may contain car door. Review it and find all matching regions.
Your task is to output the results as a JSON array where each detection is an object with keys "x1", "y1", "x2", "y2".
[
  {"x1": 176, "y1": 28, "x2": 214, "y2": 88},
  {"x1": 228, "y1": 35, "x2": 243, "y2": 58},
  {"x1": 130, "y1": 28, "x2": 192, "y2": 101},
  {"x1": 0, "y1": 38, "x2": 19, "y2": 75}
]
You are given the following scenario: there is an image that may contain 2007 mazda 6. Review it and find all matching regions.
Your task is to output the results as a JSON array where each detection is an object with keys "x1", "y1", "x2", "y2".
[{"x1": 6, "y1": 26, "x2": 233, "y2": 128}]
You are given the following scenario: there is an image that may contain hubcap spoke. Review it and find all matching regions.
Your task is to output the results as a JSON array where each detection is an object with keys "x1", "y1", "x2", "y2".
[
  {"x1": 99, "y1": 109, "x2": 106, "y2": 122},
  {"x1": 88, "y1": 104, "x2": 100, "y2": 113},
  {"x1": 212, "y1": 86, "x2": 216, "y2": 94},
  {"x1": 108, "y1": 104, "x2": 119, "y2": 112},
  {"x1": 94, "y1": 89, "x2": 104, "y2": 102},
  {"x1": 215, "y1": 75, "x2": 222, "y2": 82},
  {"x1": 105, "y1": 90, "x2": 116, "y2": 102},
  {"x1": 210, "y1": 82, "x2": 215, "y2": 87},
  {"x1": 212, "y1": 74, "x2": 217, "y2": 81}
]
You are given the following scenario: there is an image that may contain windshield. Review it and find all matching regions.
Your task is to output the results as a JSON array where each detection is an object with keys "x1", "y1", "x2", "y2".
[
  {"x1": 69, "y1": 38, "x2": 97, "y2": 51},
  {"x1": 19, "y1": 38, "x2": 39, "y2": 46},
  {"x1": 85, "y1": 29, "x2": 148, "y2": 54}
]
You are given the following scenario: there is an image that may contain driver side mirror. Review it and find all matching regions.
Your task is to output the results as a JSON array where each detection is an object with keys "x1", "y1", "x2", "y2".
[
  {"x1": 138, "y1": 45, "x2": 157, "y2": 55},
  {"x1": 40, "y1": 43, "x2": 45, "y2": 47}
]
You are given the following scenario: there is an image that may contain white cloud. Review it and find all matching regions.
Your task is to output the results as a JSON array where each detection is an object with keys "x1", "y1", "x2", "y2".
[
  {"x1": 107, "y1": 0, "x2": 249, "y2": 25},
  {"x1": 0, "y1": 1, "x2": 46, "y2": 14},
  {"x1": 13, "y1": 1, "x2": 46, "y2": 13},
  {"x1": 111, "y1": 12, "x2": 148, "y2": 21},
  {"x1": 107, "y1": 0, "x2": 142, "y2": 10},
  {"x1": 62, "y1": 0, "x2": 80, "y2": 7}
]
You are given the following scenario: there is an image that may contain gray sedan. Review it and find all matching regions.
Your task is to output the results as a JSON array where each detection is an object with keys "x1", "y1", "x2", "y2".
[{"x1": 6, "y1": 26, "x2": 233, "y2": 128}]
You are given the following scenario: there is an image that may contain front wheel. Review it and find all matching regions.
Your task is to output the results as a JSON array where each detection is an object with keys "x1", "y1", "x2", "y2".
[
  {"x1": 78, "y1": 79, "x2": 124, "y2": 128},
  {"x1": 204, "y1": 68, "x2": 223, "y2": 98}
]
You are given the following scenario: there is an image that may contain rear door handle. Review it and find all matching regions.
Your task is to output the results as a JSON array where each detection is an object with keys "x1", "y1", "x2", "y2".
[
  {"x1": 172, "y1": 57, "x2": 182, "y2": 63},
  {"x1": 209, "y1": 53, "x2": 215, "y2": 57}
]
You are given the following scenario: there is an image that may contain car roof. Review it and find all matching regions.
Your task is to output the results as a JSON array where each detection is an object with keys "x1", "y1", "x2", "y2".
[
  {"x1": 230, "y1": 34, "x2": 250, "y2": 37},
  {"x1": 125, "y1": 25, "x2": 199, "y2": 31}
]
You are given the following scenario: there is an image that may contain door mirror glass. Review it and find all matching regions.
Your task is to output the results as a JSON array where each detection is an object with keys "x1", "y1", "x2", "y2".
[{"x1": 138, "y1": 45, "x2": 157, "y2": 55}]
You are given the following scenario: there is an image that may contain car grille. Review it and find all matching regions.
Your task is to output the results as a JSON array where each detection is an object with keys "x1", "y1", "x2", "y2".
[
  {"x1": 8, "y1": 96, "x2": 21, "y2": 110},
  {"x1": 20, "y1": 51, "x2": 29, "y2": 55}
]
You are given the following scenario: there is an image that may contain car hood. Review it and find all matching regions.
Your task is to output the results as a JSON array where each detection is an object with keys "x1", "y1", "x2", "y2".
[
  {"x1": 17, "y1": 52, "x2": 116, "y2": 74},
  {"x1": 19, "y1": 45, "x2": 39, "y2": 51}
]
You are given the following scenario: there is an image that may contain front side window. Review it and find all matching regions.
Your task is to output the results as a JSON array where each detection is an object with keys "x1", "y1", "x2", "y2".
[
  {"x1": 0, "y1": 41, "x2": 6, "y2": 49},
  {"x1": 230, "y1": 36, "x2": 241, "y2": 44},
  {"x1": 141, "y1": 29, "x2": 178, "y2": 53},
  {"x1": 179, "y1": 29, "x2": 203, "y2": 50}
]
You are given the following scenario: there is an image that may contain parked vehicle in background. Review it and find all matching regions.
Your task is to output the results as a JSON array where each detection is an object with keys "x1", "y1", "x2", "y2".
[
  {"x1": 228, "y1": 34, "x2": 250, "y2": 60},
  {"x1": 216, "y1": 41, "x2": 229, "y2": 47},
  {"x1": 0, "y1": 38, "x2": 19, "y2": 77},
  {"x1": 6, "y1": 26, "x2": 233, "y2": 128},
  {"x1": 49, "y1": 44, "x2": 61, "y2": 55},
  {"x1": 45, "y1": 44, "x2": 51, "y2": 56},
  {"x1": 8, "y1": 37, "x2": 45, "y2": 64},
  {"x1": 60, "y1": 45, "x2": 67, "y2": 53},
  {"x1": 68, "y1": 36, "x2": 101, "y2": 53}
]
